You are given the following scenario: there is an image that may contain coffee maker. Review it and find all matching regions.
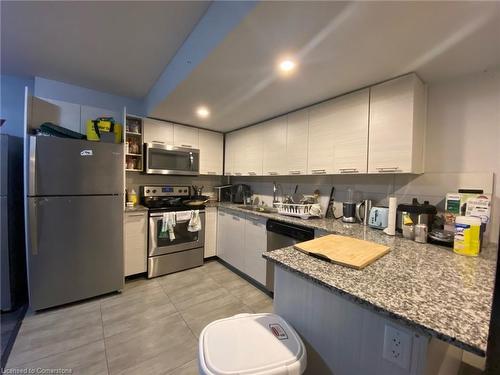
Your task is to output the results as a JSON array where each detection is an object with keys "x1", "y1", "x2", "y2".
[{"x1": 231, "y1": 184, "x2": 252, "y2": 204}]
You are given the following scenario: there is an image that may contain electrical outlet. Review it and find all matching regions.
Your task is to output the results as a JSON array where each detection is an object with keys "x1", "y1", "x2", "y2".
[{"x1": 382, "y1": 324, "x2": 412, "y2": 369}]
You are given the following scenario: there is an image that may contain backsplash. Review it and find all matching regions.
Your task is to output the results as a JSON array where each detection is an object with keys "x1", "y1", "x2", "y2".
[
  {"x1": 231, "y1": 171, "x2": 495, "y2": 241},
  {"x1": 126, "y1": 173, "x2": 225, "y2": 198}
]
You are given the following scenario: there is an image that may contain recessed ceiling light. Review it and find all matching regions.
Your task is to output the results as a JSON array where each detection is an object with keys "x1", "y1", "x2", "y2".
[
  {"x1": 196, "y1": 106, "x2": 210, "y2": 118},
  {"x1": 278, "y1": 59, "x2": 296, "y2": 73}
]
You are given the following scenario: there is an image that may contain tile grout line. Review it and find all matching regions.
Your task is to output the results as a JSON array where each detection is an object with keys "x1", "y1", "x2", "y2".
[
  {"x1": 99, "y1": 302, "x2": 112, "y2": 375},
  {"x1": 156, "y1": 280, "x2": 201, "y2": 373},
  {"x1": 157, "y1": 280, "x2": 200, "y2": 342},
  {"x1": 7, "y1": 337, "x2": 104, "y2": 369}
]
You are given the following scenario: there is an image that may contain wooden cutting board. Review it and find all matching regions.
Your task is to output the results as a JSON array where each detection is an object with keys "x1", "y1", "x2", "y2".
[{"x1": 293, "y1": 234, "x2": 390, "y2": 270}]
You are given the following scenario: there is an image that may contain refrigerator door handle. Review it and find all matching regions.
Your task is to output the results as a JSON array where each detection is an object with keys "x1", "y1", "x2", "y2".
[
  {"x1": 29, "y1": 136, "x2": 37, "y2": 196},
  {"x1": 29, "y1": 199, "x2": 38, "y2": 255}
]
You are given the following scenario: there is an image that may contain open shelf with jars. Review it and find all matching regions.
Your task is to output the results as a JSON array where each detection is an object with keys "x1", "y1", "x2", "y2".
[{"x1": 125, "y1": 116, "x2": 143, "y2": 172}]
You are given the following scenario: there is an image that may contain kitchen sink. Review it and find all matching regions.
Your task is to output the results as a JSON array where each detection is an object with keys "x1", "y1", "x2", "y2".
[{"x1": 237, "y1": 205, "x2": 277, "y2": 214}]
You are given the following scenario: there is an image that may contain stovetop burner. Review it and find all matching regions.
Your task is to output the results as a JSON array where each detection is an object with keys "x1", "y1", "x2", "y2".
[{"x1": 140, "y1": 185, "x2": 205, "y2": 212}]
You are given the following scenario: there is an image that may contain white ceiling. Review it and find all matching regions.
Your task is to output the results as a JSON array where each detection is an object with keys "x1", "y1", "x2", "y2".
[
  {"x1": 1, "y1": 1, "x2": 210, "y2": 98},
  {"x1": 150, "y1": 1, "x2": 500, "y2": 132}
]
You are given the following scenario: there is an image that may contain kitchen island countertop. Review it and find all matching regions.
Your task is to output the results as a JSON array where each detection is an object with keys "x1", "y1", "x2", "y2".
[{"x1": 217, "y1": 202, "x2": 497, "y2": 356}]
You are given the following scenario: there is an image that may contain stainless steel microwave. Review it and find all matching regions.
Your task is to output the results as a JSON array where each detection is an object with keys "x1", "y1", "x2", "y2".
[{"x1": 144, "y1": 143, "x2": 200, "y2": 175}]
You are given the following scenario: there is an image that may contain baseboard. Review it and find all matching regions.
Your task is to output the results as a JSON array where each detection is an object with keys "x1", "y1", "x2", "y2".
[{"x1": 215, "y1": 257, "x2": 273, "y2": 298}]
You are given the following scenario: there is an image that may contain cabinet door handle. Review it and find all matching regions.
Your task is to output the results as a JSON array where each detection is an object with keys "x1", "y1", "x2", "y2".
[
  {"x1": 376, "y1": 167, "x2": 399, "y2": 172},
  {"x1": 289, "y1": 170, "x2": 301, "y2": 175},
  {"x1": 267, "y1": 172, "x2": 278, "y2": 176},
  {"x1": 311, "y1": 169, "x2": 326, "y2": 174},
  {"x1": 206, "y1": 171, "x2": 217, "y2": 175},
  {"x1": 340, "y1": 168, "x2": 359, "y2": 173},
  {"x1": 152, "y1": 140, "x2": 165, "y2": 144},
  {"x1": 234, "y1": 172, "x2": 242, "y2": 176},
  {"x1": 127, "y1": 213, "x2": 145, "y2": 217},
  {"x1": 248, "y1": 172, "x2": 257, "y2": 176},
  {"x1": 181, "y1": 144, "x2": 192, "y2": 148}
]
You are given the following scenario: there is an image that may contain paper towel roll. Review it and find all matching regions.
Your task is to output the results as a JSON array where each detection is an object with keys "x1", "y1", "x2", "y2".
[{"x1": 383, "y1": 197, "x2": 397, "y2": 236}]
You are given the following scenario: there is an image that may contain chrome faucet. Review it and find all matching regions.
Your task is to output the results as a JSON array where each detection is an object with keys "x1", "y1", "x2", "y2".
[{"x1": 272, "y1": 181, "x2": 283, "y2": 203}]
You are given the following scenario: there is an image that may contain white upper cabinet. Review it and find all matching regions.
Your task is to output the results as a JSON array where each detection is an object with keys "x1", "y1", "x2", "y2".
[
  {"x1": 307, "y1": 102, "x2": 337, "y2": 175},
  {"x1": 262, "y1": 117, "x2": 287, "y2": 176},
  {"x1": 233, "y1": 126, "x2": 263, "y2": 176},
  {"x1": 199, "y1": 129, "x2": 223, "y2": 175},
  {"x1": 224, "y1": 132, "x2": 235, "y2": 176},
  {"x1": 286, "y1": 109, "x2": 309, "y2": 175},
  {"x1": 308, "y1": 89, "x2": 370, "y2": 175},
  {"x1": 173, "y1": 124, "x2": 199, "y2": 149},
  {"x1": 368, "y1": 74, "x2": 426, "y2": 174},
  {"x1": 330, "y1": 89, "x2": 369, "y2": 174},
  {"x1": 143, "y1": 118, "x2": 173, "y2": 145}
]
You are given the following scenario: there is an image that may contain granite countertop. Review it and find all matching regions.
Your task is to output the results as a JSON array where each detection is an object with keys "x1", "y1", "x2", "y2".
[
  {"x1": 218, "y1": 203, "x2": 497, "y2": 356},
  {"x1": 124, "y1": 204, "x2": 148, "y2": 213}
]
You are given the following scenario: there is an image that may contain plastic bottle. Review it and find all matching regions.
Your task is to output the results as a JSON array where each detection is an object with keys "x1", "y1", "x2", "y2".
[
  {"x1": 128, "y1": 189, "x2": 138, "y2": 206},
  {"x1": 453, "y1": 216, "x2": 481, "y2": 256}
]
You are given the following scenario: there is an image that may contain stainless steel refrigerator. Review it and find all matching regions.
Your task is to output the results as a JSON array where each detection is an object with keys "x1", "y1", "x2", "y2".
[{"x1": 27, "y1": 136, "x2": 124, "y2": 310}]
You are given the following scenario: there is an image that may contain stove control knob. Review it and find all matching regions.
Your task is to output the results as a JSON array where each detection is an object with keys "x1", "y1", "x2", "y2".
[
  {"x1": 152, "y1": 189, "x2": 157, "y2": 193},
  {"x1": 178, "y1": 189, "x2": 182, "y2": 193},
  {"x1": 146, "y1": 189, "x2": 150, "y2": 194},
  {"x1": 184, "y1": 189, "x2": 188, "y2": 193}
]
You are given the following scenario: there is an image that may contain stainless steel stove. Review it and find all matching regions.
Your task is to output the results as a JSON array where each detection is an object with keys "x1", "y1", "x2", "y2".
[{"x1": 141, "y1": 185, "x2": 205, "y2": 278}]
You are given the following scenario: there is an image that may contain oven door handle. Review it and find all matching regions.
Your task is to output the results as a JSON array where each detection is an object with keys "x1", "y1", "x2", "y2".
[{"x1": 150, "y1": 210, "x2": 205, "y2": 218}]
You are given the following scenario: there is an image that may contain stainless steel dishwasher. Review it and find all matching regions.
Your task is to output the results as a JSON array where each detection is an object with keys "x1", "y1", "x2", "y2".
[{"x1": 266, "y1": 220, "x2": 315, "y2": 292}]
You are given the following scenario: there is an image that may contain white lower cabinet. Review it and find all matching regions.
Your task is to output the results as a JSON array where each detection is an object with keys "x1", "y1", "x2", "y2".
[
  {"x1": 217, "y1": 209, "x2": 245, "y2": 270},
  {"x1": 216, "y1": 209, "x2": 267, "y2": 286},
  {"x1": 204, "y1": 207, "x2": 218, "y2": 258},
  {"x1": 243, "y1": 215, "x2": 267, "y2": 285},
  {"x1": 124, "y1": 211, "x2": 147, "y2": 276}
]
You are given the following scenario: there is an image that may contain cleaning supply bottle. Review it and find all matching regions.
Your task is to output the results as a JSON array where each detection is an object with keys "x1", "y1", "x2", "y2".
[
  {"x1": 128, "y1": 189, "x2": 138, "y2": 206},
  {"x1": 453, "y1": 216, "x2": 481, "y2": 256}
]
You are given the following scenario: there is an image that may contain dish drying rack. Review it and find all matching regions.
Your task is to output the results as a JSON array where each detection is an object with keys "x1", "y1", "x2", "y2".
[{"x1": 273, "y1": 202, "x2": 319, "y2": 219}]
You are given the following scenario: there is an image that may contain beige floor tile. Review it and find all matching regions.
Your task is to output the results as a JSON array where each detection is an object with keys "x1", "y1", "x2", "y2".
[
  {"x1": 101, "y1": 295, "x2": 177, "y2": 338},
  {"x1": 116, "y1": 340, "x2": 197, "y2": 375},
  {"x1": 105, "y1": 313, "x2": 196, "y2": 375},
  {"x1": 8, "y1": 307, "x2": 103, "y2": 367},
  {"x1": 7, "y1": 261, "x2": 273, "y2": 373},
  {"x1": 157, "y1": 267, "x2": 207, "y2": 294},
  {"x1": 7, "y1": 340, "x2": 108, "y2": 375},
  {"x1": 167, "y1": 359, "x2": 199, "y2": 375},
  {"x1": 173, "y1": 287, "x2": 229, "y2": 312}
]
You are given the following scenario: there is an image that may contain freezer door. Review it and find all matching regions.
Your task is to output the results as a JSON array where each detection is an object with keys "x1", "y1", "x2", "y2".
[
  {"x1": 29, "y1": 136, "x2": 123, "y2": 196},
  {"x1": 27, "y1": 195, "x2": 124, "y2": 310}
]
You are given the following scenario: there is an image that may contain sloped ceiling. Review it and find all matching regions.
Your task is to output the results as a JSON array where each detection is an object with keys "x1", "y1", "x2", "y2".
[
  {"x1": 1, "y1": 1, "x2": 210, "y2": 98},
  {"x1": 150, "y1": 1, "x2": 500, "y2": 131}
]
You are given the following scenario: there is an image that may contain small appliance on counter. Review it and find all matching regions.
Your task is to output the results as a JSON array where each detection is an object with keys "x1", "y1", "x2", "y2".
[
  {"x1": 232, "y1": 184, "x2": 252, "y2": 204},
  {"x1": 396, "y1": 198, "x2": 437, "y2": 233},
  {"x1": 341, "y1": 189, "x2": 359, "y2": 223},
  {"x1": 368, "y1": 206, "x2": 389, "y2": 229},
  {"x1": 428, "y1": 229, "x2": 454, "y2": 248},
  {"x1": 356, "y1": 200, "x2": 372, "y2": 225},
  {"x1": 342, "y1": 202, "x2": 357, "y2": 223},
  {"x1": 214, "y1": 185, "x2": 232, "y2": 202}
]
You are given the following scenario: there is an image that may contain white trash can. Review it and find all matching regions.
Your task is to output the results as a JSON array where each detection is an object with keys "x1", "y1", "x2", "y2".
[{"x1": 199, "y1": 313, "x2": 307, "y2": 375}]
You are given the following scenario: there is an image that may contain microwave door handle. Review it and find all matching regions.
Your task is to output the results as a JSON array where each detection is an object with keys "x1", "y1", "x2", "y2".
[{"x1": 189, "y1": 152, "x2": 194, "y2": 171}]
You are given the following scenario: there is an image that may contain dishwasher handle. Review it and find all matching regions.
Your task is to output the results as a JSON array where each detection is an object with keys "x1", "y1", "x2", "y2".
[{"x1": 266, "y1": 219, "x2": 314, "y2": 242}]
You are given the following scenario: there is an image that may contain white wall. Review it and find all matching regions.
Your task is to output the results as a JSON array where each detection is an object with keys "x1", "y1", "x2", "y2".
[
  {"x1": 232, "y1": 69, "x2": 500, "y2": 243},
  {"x1": 424, "y1": 69, "x2": 499, "y2": 243},
  {"x1": 0, "y1": 74, "x2": 34, "y2": 138}
]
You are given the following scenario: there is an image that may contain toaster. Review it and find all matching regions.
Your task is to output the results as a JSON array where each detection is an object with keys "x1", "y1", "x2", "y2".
[{"x1": 368, "y1": 206, "x2": 389, "y2": 229}]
